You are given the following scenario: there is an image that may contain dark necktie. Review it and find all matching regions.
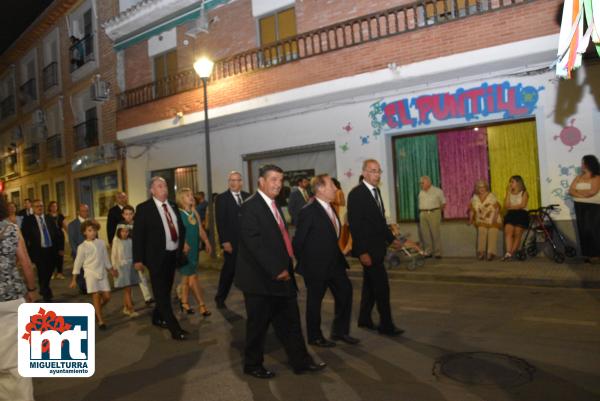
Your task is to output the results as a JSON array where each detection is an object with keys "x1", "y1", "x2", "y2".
[
  {"x1": 372, "y1": 188, "x2": 384, "y2": 215},
  {"x1": 39, "y1": 216, "x2": 52, "y2": 248},
  {"x1": 235, "y1": 193, "x2": 242, "y2": 206},
  {"x1": 162, "y1": 203, "x2": 178, "y2": 242}
]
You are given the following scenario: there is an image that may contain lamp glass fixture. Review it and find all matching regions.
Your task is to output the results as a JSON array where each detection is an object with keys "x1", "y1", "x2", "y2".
[{"x1": 193, "y1": 57, "x2": 214, "y2": 78}]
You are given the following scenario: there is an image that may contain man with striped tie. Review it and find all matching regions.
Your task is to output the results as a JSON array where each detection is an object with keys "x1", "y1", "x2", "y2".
[{"x1": 235, "y1": 164, "x2": 326, "y2": 379}]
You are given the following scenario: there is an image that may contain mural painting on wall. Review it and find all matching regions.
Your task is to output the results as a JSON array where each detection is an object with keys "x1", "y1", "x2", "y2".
[
  {"x1": 369, "y1": 81, "x2": 545, "y2": 132},
  {"x1": 342, "y1": 122, "x2": 353, "y2": 133},
  {"x1": 554, "y1": 119, "x2": 586, "y2": 151},
  {"x1": 339, "y1": 142, "x2": 349, "y2": 152},
  {"x1": 550, "y1": 164, "x2": 581, "y2": 215}
]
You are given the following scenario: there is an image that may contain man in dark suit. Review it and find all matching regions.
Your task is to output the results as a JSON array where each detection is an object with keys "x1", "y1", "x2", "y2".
[
  {"x1": 348, "y1": 159, "x2": 404, "y2": 337},
  {"x1": 235, "y1": 164, "x2": 326, "y2": 379},
  {"x1": 293, "y1": 174, "x2": 359, "y2": 348},
  {"x1": 106, "y1": 192, "x2": 128, "y2": 245},
  {"x1": 214, "y1": 171, "x2": 250, "y2": 309},
  {"x1": 21, "y1": 199, "x2": 60, "y2": 302},
  {"x1": 67, "y1": 203, "x2": 90, "y2": 293},
  {"x1": 133, "y1": 176, "x2": 188, "y2": 341},
  {"x1": 17, "y1": 198, "x2": 33, "y2": 217},
  {"x1": 287, "y1": 176, "x2": 310, "y2": 225}
]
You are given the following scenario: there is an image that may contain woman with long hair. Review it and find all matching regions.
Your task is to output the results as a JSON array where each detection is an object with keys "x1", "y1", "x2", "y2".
[
  {"x1": 6, "y1": 202, "x2": 22, "y2": 227},
  {"x1": 0, "y1": 196, "x2": 38, "y2": 401},
  {"x1": 569, "y1": 155, "x2": 600, "y2": 263},
  {"x1": 177, "y1": 188, "x2": 212, "y2": 316},
  {"x1": 502, "y1": 175, "x2": 529, "y2": 261}
]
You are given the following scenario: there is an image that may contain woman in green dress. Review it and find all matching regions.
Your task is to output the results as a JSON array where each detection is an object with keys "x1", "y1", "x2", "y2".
[{"x1": 176, "y1": 188, "x2": 212, "y2": 316}]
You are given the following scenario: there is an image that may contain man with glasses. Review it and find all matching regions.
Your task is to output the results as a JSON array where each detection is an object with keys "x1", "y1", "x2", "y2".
[
  {"x1": 348, "y1": 159, "x2": 404, "y2": 336},
  {"x1": 214, "y1": 171, "x2": 250, "y2": 309},
  {"x1": 22, "y1": 200, "x2": 61, "y2": 302}
]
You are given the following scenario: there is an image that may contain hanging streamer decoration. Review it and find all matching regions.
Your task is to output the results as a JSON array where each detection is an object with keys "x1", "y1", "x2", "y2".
[{"x1": 556, "y1": 0, "x2": 600, "y2": 79}]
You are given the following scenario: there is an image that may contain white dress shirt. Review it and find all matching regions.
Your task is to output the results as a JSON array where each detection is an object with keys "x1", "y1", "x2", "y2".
[
  {"x1": 152, "y1": 197, "x2": 179, "y2": 251},
  {"x1": 35, "y1": 214, "x2": 52, "y2": 248},
  {"x1": 257, "y1": 190, "x2": 281, "y2": 224},
  {"x1": 316, "y1": 197, "x2": 340, "y2": 237}
]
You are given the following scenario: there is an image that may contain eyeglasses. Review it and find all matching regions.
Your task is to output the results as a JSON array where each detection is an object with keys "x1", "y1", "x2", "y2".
[{"x1": 365, "y1": 169, "x2": 383, "y2": 174}]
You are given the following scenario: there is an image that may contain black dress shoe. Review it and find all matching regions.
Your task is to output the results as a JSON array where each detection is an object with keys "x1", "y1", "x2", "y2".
[
  {"x1": 378, "y1": 326, "x2": 405, "y2": 337},
  {"x1": 294, "y1": 362, "x2": 327, "y2": 374},
  {"x1": 308, "y1": 338, "x2": 336, "y2": 348},
  {"x1": 331, "y1": 334, "x2": 360, "y2": 345},
  {"x1": 243, "y1": 366, "x2": 275, "y2": 379},
  {"x1": 215, "y1": 299, "x2": 226, "y2": 309},
  {"x1": 358, "y1": 322, "x2": 376, "y2": 330},
  {"x1": 171, "y1": 331, "x2": 187, "y2": 341},
  {"x1": 152, "y1": 319, "x2": 168, "y2": 329}
]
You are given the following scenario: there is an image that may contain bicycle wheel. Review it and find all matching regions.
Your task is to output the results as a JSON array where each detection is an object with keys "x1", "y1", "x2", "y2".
[
  {"x1": 564, "y1": 246, "x2": 577, "y2": 258},
  {"x1": 553, "y1": 251, "x2": 565, "y2": 264}
]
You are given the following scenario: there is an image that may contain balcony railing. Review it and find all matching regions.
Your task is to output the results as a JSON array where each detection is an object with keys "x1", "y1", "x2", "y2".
[
  {"x1": 73, "y1": 118, "x2": 98, "y2": 151},
  {"x1": 23, "y1": 144, "x2": 40, "y2": 169},
  {"x1": 118, "y1": 0, "x2": 533, "y2": 110},
  {"x1": 0, "y1": 95, "x2": 15, "y2": 119},
  {"x1": 43, "y1": 62, "x2": 59, "y2": 91},
  {"x1": 46, "y1": 134, "x2": 63, "y2": 160},
  {"x1": 19, "y1": 78, "x2": 37, "y2": 105},
  {"x1": 70, "y1": 34, "x2": 95, "y2": 72},
  {"x1": 0, "y1": 153, "x2": 17, "y2": 177}
]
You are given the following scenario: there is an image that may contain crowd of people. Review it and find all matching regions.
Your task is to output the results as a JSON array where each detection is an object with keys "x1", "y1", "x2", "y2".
[{"x1": 0, "y1": 153, "x2": 599, "y2": 393}]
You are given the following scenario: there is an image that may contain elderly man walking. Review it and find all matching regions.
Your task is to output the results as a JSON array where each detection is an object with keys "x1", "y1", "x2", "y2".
[{"x1": 418, "y1": 176, "x2": 446, "y2": 258}]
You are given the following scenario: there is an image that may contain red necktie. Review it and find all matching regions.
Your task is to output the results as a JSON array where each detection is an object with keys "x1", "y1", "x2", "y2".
[
  {"x1": 326, "y1": 205, "x2": 339, "y2": 237},
  {"x1": 271, "y1": 200, "x2": 294, "y2": 258},
  {"x1": 162, "y1": 203, "x2": 178, "y2": 242}
]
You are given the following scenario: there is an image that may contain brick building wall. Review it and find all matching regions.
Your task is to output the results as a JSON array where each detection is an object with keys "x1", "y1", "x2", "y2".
[{"x1": 117, "y1": 0, "x2": 562, "y2": 131}]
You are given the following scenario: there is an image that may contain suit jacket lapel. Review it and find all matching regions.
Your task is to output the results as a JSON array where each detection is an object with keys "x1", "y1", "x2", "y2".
[
  {"x1": 150, "y1": 199, "x2": 167, "y2": 244},
  {"x1": 361, "y1": 183, "x2": 384, "y2": 217},
  {"x1": 315, "y1": 201, "x2": 338, "y2": 239}
]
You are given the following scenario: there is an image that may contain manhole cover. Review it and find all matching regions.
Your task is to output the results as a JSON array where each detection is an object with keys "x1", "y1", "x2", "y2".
[{"x1": 433, "y1": 352, "x2": 535, "y2": 387}]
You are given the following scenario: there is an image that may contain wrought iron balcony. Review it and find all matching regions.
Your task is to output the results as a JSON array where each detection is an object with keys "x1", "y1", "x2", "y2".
[
  {"x1": 23, "y1": 144, "x2": 40, "y2": 169},
  {"x1": 19, "y1": 78, "x2": 37, "y2": 105},
  {"x1": 73, "y1": 118, "x2": 99, "y2": 151},
  {"x1": 46, "y1": 134, "x2": 63, "y2": 161},
  {"x1": 42, "y1": 62, "x2": 59, "y2": 91},
  {"x1": 118, "y1": 0, "x2": 534, "y2": 110},
  {"x1": 0, "y1": 95, "x2": 15, "y2": 120},
  {"x1": 70, "y1": 34, "x2": 95, "y2": 72}
]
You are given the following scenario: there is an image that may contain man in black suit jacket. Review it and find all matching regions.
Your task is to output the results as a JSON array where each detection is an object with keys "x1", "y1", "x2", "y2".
[
  {"x1": 293, "y1": 174, "x2": 359, "y2": 348},
  {"x1": 214, "y1": 171, "x2": 250, "y2": 308},
  {"x1": 348, "y1": 159, "x2": 404, "y2": 336},
  {"x1": 106, "y1": 192, "x2": 128, "y2": 245},
  {"x1": 21, "y1": 199, "x2": 60, "y2": 301},
  {"x1": 287, "y1": 176, "x2": 309, "y2": 225},
  {"x1": 133, "y1": 177, "x2": 188, "y2": 341},
  {"x1": 17, "y1": 198, "x2": 33, "y2": 217},
  {"x1": 235, "y1": 164, "x2": 325, "y2": 379}
]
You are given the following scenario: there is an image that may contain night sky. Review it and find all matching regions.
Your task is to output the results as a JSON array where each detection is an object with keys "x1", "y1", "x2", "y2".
[{"x1": 0, "y1": 0, "x2": 54, "y2": 55}]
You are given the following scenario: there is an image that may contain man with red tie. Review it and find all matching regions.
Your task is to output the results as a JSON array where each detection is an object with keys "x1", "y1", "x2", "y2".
[
  {"x1": 133, "y1": 177, "x2": 188, "y2": 341},
  {"x1": 235, "y1": 164, "x2": 326, "y2": 379},
  {"x1": 293, "y1": 174, "x2": 359, "y2": 348}
]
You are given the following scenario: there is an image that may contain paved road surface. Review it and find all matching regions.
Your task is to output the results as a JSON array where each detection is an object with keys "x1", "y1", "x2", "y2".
[{"x1": 33, "y1": 269, "x2": 600, "y2": 401}]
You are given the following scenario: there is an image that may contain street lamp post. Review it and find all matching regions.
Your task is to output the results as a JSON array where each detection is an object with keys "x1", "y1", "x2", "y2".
[{"x1": 194, "y1": 57, "x2": 216, "y2": 255}]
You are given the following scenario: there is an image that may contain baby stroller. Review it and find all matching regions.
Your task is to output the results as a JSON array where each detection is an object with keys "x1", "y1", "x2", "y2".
[
  {"x1": 515, "y1": 204, "x2": 577, "y2": 263},
  {"x1": 385, "y1": 233, "x2": 426, "y2": 271}
]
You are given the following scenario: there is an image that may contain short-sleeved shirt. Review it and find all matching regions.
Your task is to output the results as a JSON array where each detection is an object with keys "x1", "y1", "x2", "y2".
[{"x1": 418, "y1": 186, "x2": 446, "y2": 210}]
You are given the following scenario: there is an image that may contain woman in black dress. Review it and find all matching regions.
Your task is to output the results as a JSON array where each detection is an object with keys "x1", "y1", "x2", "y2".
[{"x1": 47, "y1": 201, "x2": 66, "y2": 279}]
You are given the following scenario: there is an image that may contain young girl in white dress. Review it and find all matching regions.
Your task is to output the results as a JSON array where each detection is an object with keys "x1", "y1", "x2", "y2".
[
  {"x1": 70, "y1": 220, "x2": 117, "y2": 330},
  {"x1": 111, "y1": 223, "x2": 140, "y2": 317}
]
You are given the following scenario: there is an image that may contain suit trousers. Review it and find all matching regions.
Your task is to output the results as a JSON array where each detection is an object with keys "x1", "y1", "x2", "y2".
[
  {"x1": 419, "y1": 209, "x2": 442, "y2": 256},
  {"x1": 357, "y1": 262, "x2": 394, "y2": 331},
  {"x1": 35, "y1": 248, "x2": 55, "y2": 301},
  {"x1": 52, "y1": 251, "x2": 64, "y2": 274},
  {"x1": 148, "y1": 251, "x2": 182, "y2": 336},
  {"x1": 215, "y1": 249, "x2": 237, "y2": 302},
  {"x1": 305, "y1": 272, "x2": 353, "y2": 341},
  {"x1": 243, "y1": 293, "x2": 312, "y2": 370}
]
